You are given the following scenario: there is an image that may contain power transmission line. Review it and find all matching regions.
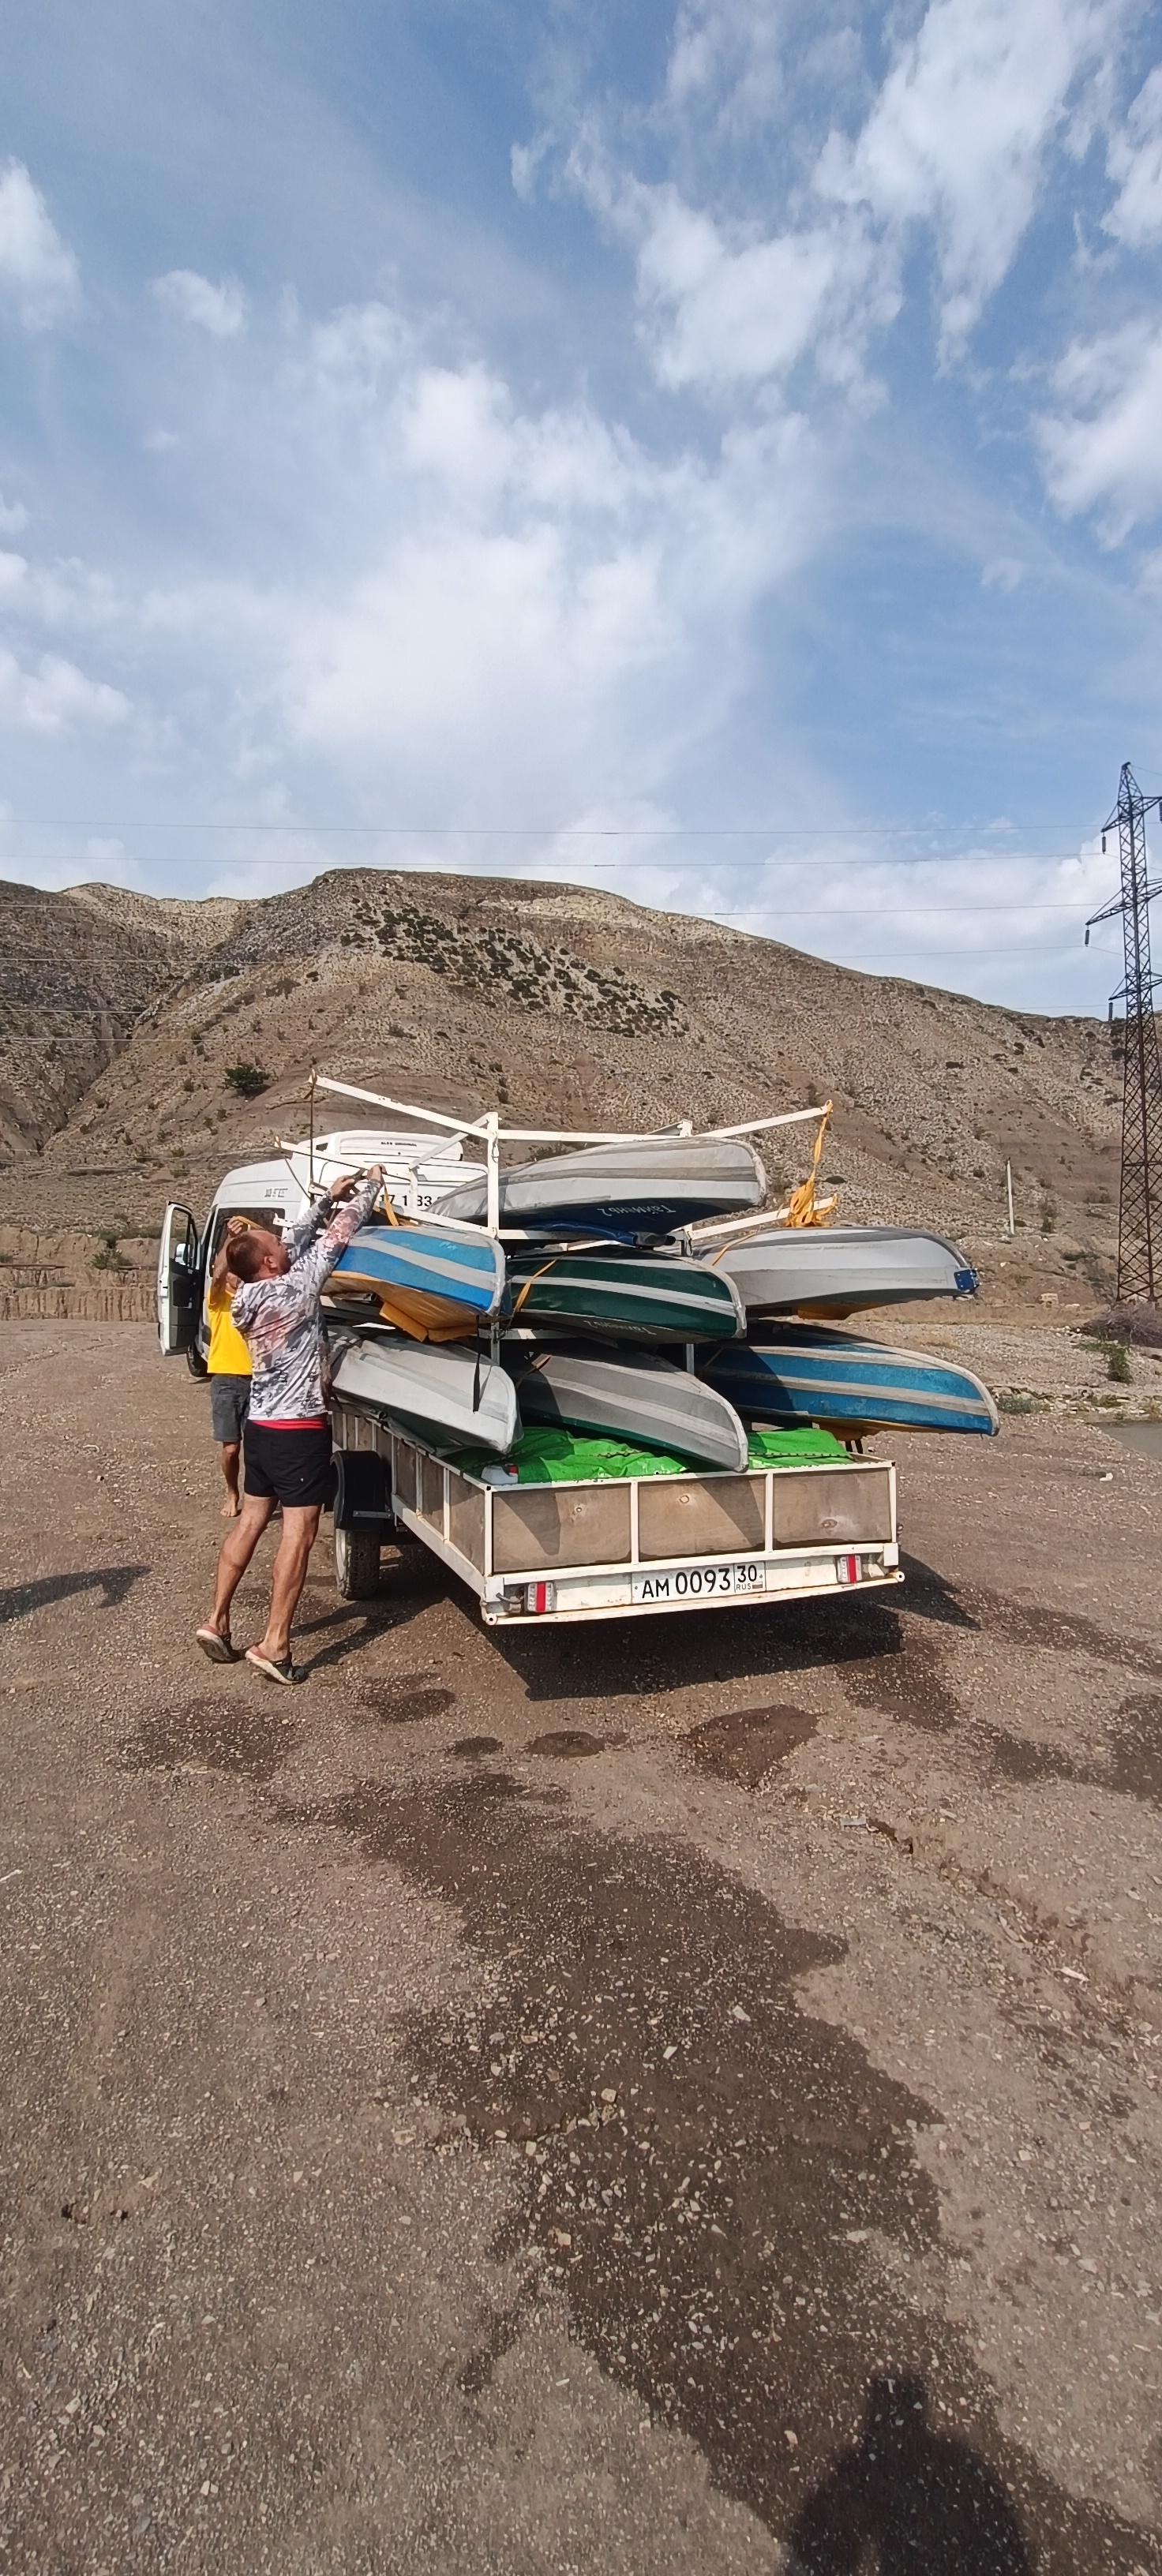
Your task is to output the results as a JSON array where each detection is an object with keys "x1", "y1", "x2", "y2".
[{"x1": 1086, "y1": 762, "x2": 1162, "y2": 1304}]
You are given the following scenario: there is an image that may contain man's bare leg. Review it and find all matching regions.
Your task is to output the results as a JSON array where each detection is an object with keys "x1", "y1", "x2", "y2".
[
  {"x1": 202, "y1": 1494, "x2": 276, "y2": 1643},
  {"x1": 253, "y1": 1504, "x2": 322, "y2": 1665},
  {"x1": 220, "y1": 1440, "x2": 242, "y2": 1518}
]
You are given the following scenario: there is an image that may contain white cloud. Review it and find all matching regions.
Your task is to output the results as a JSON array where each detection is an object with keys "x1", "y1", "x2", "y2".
[
  {"x1": 1104, "y1": 62, "x2": 1162, "y2": 246},
  {"x1": 981, "y1": 555, "x2": 1026, "y2": 591},
  {"x1": 153, "y1": 268, "x2": 247, "y2": 336},
  {"x1": 818, "y1": 0, "x2": 1119, "y2": 354},
  {"x1": 665, "y1": 0, "x2": 789, "y2": 131},
  {"x1": 568, "y1": 139, "x2": 888, "y2": 396},
  {"x1": 0, "y1": 647, "x2": 130, "y2": 733},
  {"x1": 0, "y1": 161, "x2": 80, "y2": 329},
  {"x1": 257, "y1": 320, "x2": 825, "y2": 811},
  {"x1": 635, "y1": 190, "x2": 876, "y2": 391},
  {"x1": 566, "y1": 0, "x2": 1125, "y2": 402},
  {"x1": 0, "y1": 492, "x2": 28, "y2": 533},
  {"x1": 1036, "y1": 318, "x2": 1162, "y2": 534},
  {"x1": 0, "y1": 298, "x2": 822, "y2": 826},
  {"x1": 511, "y1": 133, "x2": 552, "y2": 204}
]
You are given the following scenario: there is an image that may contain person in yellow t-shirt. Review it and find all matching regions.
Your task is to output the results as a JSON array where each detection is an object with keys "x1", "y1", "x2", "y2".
[{"x1": 207, "y1": 1217, "x2": 253, "y2": 1518}]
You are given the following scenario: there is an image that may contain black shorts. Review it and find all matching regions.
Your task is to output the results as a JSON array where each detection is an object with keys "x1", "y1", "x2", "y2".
[{"x1": 243, "y1": 1421, "x2": 333, "y2": 1511}]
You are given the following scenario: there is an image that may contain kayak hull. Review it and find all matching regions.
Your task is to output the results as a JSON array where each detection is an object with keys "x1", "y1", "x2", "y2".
[
  {"x1": 330, "y1": 1221, "x2": 504, "y2": 1318},
  {"x1": 508, "y1": 1346, "x2": 750, "y2": 1472},
  {"x1": 706, "y1": 1225, "x2": 977, "y2": 1318},
  {"x1": 331, "y1": 1334, "x2": 519, "y2": 1454},
  {"x1": 702, "y1": 1324, "x2": 999, "y2": 1436},
  {"x1": 508, "y1": 1248, "x2": 746, "y2": 1343},
  {"x1": 439, "y1": 1136, "x2": 765, "y2": 1238}
]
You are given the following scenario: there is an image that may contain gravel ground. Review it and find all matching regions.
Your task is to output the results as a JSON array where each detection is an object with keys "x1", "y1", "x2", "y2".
[{"x1": 2, "y1": 1323, "x2": 1161, "y2": 2575}]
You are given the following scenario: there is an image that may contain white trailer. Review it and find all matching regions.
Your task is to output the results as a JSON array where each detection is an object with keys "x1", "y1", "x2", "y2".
[
  {"x1": 330, "y1": 1397, "x2": 900, "y2": 1624},
  {"x1": 158, "y1": 1090, "x2": 902, "y2": 1627}
]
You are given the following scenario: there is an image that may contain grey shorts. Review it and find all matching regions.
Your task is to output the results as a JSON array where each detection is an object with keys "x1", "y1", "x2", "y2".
[{"x1": 209, "y1": 1373, "x2": 251, "y2": 1444}]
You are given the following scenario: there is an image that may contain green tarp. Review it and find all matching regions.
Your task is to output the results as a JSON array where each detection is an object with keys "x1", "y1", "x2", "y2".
[{"x1": 448, "y1": 1419, "x2": 848, "y2": 1487}]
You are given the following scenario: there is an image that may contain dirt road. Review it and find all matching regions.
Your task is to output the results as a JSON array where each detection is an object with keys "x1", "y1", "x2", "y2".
[{"x1": 2, "y1": 1322, "x2": 1161, "y2": 2574}]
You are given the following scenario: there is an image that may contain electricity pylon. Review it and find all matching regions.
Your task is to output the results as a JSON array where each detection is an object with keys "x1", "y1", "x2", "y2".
[{"x1": 1086, "y1": 762, "x2": 1162, "y2": 1302}]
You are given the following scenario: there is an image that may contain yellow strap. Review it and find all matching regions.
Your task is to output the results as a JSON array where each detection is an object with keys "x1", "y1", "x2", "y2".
[
  {"x1": 785, "y1": 1103, "x2": 834, "y2": 1229},
  {"x1": 509, "y1": 1256, "x2": 559, "y2": 1319}
]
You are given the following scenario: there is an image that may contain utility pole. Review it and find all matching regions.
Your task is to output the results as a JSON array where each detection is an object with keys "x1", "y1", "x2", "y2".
[{"x1": 1086, "y1": 762, "x2": 1162, "y2": 1303}]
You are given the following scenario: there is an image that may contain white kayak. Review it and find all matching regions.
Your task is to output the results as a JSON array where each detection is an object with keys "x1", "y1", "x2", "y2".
[
  {"x1": 332, "y1": 1333, "x2": 519, "y2": 1454},
  {"x1": 506, "y1": 1346, "x2": 749, "y2": 1472},
  {"x1": 704, "y1": 1225, "x2": 978, "y2": 1317},
  {"x1": 438, "y1": 1136, "x2": 766, "y2": 1239}
]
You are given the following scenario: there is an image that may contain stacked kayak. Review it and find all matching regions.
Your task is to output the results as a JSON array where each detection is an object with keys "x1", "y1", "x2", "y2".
[
  {"x1": 703, "y1": 1324, "x2": 999, "y2": 1437},
  {"x1": 703, "y1": 1224, "x2": 977, "y2": 1319},
  {"x1": 507, "y1": 1346, "x2": 750, "y2": 1473},
  {"x1": 323, "y1": 1117, "x2": 998, "y2": 1466},
  {"x1": 437, "y1": 1134, "x2": 765, "y2": 1238},
  {"x1": 331, "y1": 1333, "x2": 518, "y2": 1454},
  {"x1": 329, "y1": 1221, "x2": 504, "y2": 1341},
  {"x1": 507, "y1": 1245, "x2": 745, "y2": 1343}
]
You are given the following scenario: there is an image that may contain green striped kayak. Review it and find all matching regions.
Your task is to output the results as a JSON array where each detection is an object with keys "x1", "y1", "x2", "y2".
[{"x1": 507, "y1": 1248, "x2": 745, "y2": 1343}]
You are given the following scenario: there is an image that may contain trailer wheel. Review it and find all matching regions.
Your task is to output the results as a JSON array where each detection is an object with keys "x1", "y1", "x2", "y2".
[
  {"x1": 186, "y1": 1342, "x2": 208, "y2": 1380},
  {"x1": 334, "y1": 1523, "x2": 382, "y2": 1599}
]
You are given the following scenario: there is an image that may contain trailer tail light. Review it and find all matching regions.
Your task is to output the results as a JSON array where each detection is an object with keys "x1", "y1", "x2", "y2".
[
  {"x1": 838, "y1": 1553, "x2": 860, "y2": 1586},
  {"x1": 526, "y1": 1580, "x2": 551, "y2": 1614}
]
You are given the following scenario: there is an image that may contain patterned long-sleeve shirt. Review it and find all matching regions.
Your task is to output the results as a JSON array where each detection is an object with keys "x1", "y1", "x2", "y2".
[{"x1": 232, "y1": 1179, "x2": 378, "y2": 1426}]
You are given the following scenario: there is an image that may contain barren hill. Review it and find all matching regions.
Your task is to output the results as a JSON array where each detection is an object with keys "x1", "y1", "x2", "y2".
[{"x1": 0, "y1": 866, "x2": 1128, "y2": 1316}]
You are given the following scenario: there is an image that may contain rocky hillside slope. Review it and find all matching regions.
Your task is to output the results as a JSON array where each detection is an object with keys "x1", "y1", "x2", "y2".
[{"x1": 0, "y1": 867, "x2": 1130, "y2": 1316}]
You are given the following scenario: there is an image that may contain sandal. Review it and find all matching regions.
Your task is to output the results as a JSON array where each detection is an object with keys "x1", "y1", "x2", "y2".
[
  {"x1": 245, "y1": 1646, "x2": 296, "y2": 1686},
  {"x1": 197, "y1": 1626, "x2": 238, "y2": 1664}
]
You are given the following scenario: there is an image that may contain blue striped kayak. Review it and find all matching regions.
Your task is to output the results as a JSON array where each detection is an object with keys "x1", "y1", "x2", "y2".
[
  {"x1": 328, "y1": 1222, "x2": 504, "y2": 1341},
  {"x1": 702, "y1": 1324, "x2": 999, "y2": 1436}
]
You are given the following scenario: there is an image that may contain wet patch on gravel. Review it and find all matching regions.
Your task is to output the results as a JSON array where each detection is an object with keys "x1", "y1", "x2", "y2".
[
  {"x1": 684, "y1": 1704, "x2": 818, "y2": 1788},
  {"x1": 528, "y1": 1729, "x2": 621, "y2": 1760},
  {"x1": 449, "y1": 1735, "x2": 504, "y2": 1759},
  {"x1": 359, "y1": 1680, "x2": 457, "y2": 1726},
  {"x1": 983, "y1": 1729, "x2": 1079, "y2": 1789},
  {"x1": 283, "y1": 1776, "x2": 1158, "y2": 2571},
  {"x1": 965, "y1": 1590, "x2": 1162, "y2": 1681},
  {"x1": 842, "y1": 1627, "x2": 961, "y2": 1735},
  {"x1": 122, "y1": 1697, "x2": 301, "y2": 1781},
  {"x1": 1108, "y1": 1696, "x2": 1162, "y2": 1807},
  {"x1": 981, "y1": 1693, "x2": 1162, "y2": 1810}
]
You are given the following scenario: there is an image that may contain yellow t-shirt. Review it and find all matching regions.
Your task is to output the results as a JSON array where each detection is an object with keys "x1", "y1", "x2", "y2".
[{"x1": 207, "y1": 1275, "x2": 252, "y2": 1377}]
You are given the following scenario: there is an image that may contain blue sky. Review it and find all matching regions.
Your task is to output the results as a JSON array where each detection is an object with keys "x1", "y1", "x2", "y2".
[{"x1": 2, "y1": 0, "x2": 1161, "y2": 1012}]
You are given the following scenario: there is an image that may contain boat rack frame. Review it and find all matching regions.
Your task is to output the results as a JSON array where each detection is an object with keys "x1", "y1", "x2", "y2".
[
  {"x1": 332, "y1": 1399, "x2": 901, "y2": 1628},
  {"x1": 309, "y1": 1072, "x2": 830, "y2": 1245}
]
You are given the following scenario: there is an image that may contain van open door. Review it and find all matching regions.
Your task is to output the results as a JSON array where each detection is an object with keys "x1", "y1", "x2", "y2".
[{"x1": 156, "y1": 1202, "x2": 201, "y2": 1355}]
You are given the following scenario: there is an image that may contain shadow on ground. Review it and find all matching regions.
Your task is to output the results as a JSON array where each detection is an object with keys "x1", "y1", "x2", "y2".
[
  {"x1": 0, "y1": 1564, "x2": 149, "y2": 1626},
  {"x1": 280, "y1": 1773, "x2": 1158, "y2": 2572},
  {"x1": 788, "y1": 2372, "x2": 1032, "y2": 2573},
  {"x1": 494, "y1": 1590, "x2": 913, "y2": 1706}
]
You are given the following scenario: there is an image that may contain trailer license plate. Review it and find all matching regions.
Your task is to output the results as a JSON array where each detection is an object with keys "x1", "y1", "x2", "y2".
[{"x1": 631, "y1": 1559, "x2": 764, "y2": 1603}]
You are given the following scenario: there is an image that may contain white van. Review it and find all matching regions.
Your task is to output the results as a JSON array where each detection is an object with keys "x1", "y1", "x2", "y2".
[{"x1": 156, "y1": 1125, "x2": 483, "y2": 1371}]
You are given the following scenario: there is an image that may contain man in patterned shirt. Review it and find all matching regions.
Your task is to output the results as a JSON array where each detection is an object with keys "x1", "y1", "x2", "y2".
[{"x1": 196, "y1": 1164, "x2": 384, "y2": 1682}]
